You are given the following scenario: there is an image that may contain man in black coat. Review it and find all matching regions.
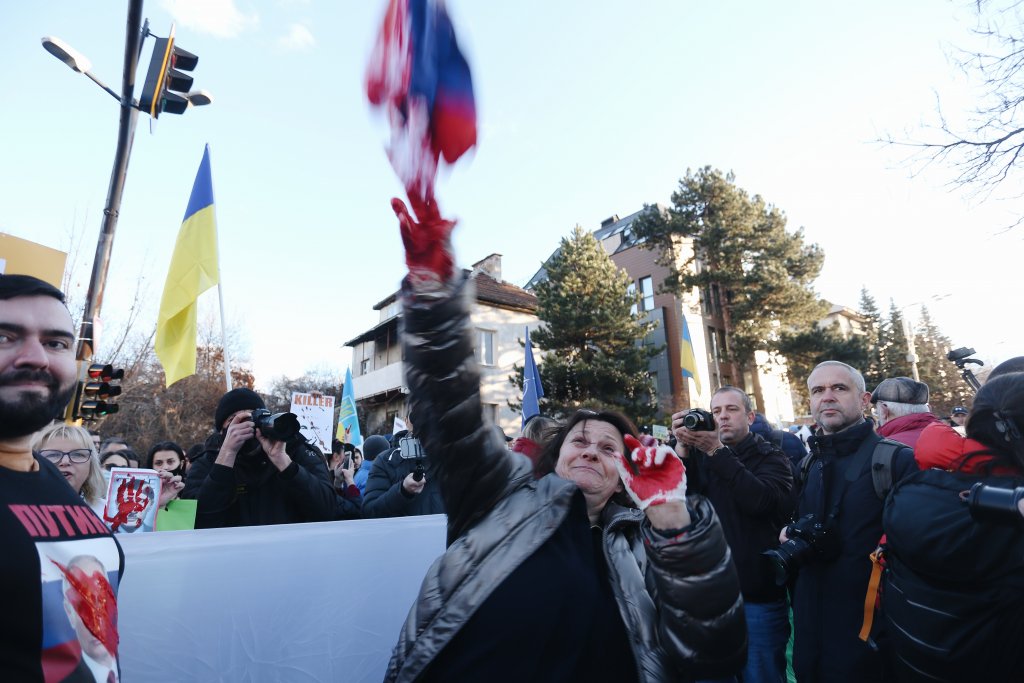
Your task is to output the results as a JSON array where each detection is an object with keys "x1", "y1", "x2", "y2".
[
  {"x1": 675, "y1": 386, "x2": 795, "y2": 683},
  {"x1": 785, "y1": 361, "x2": 916, "y2": 683},
  {"x1": 183, "y1": 388, "x2": 337, "y2": 528},
  {"x1": 362, "y1": 428, "x2": 444, "y2": 518}
]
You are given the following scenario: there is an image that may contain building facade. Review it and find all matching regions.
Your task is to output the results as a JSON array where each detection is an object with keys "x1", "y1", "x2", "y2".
[{"x1": 345, "y1": 255, "x2": 539, "y2": 437}]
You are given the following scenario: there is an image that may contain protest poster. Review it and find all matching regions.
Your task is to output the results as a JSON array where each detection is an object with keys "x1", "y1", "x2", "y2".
[
  {"x1": 652, "y1": 425, "x2": 670, "y2": 441},
  {"x1": 104, "y1": 468, "x2": 162, "y2": 533},
  {"x1": 291, "y1": 392, "x2": 335, "y2": 454}
]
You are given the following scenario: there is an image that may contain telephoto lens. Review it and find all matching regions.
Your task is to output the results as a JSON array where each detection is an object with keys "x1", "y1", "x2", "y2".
[{"x1": 966, "y1": 482, "x2": 1024, "y2": 526}]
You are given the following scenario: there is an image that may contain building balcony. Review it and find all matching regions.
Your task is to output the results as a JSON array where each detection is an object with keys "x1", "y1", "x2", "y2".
[{"x1": 354, "y1": 362, "x2": 406, "y2": 401}]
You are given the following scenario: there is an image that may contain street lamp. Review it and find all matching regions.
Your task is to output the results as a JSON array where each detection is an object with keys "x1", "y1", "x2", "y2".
[
  {"x1": 900, "y1": 294, "x2": 952, "y2": 382},
  {"x1": 41, "y1": 0, "x2": 145, "y2": 363}
]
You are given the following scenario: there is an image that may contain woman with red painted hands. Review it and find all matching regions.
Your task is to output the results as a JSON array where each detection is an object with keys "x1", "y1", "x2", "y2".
[{"x1": 383, "y1": 195, "x2": 746, "y2": 683}]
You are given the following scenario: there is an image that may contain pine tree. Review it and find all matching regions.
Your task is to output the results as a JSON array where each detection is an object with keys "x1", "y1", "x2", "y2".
[
  {"x1": 777, "y1": 320, "x2": 871, "y2": 413},
  {"x1": 525, "y1": 226, "x2": 661, "y2": 422},
  {"x1": 915, "y1": 306, "x2": 973, "y2": 416},
  {"x1": 858, "y1": 287, "x2": 885, "y2": 389},
  {"x1": 879, "y1": 300, "x2": 915, "y2": 380},
  {"x1": 632, "y1": 166, "x2": 827, "y2": 366}
]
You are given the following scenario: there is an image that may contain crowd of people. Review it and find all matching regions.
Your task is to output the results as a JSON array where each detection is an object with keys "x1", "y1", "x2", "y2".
[{"x1": 4, "y1": 235, "x2": 1024, "y2": 682}]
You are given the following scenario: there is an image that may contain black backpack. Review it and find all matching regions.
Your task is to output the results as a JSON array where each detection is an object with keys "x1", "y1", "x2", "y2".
[{"x1": 795, "y1": 436, "x2": 901, "y2": 501}]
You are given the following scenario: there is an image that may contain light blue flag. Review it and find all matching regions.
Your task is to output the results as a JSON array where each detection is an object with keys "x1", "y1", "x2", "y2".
[
  {"x1": 337, "y1": 367, "x2": 363, "y2": 447},
  {"x1": 522, "y1": 327, "x2": 544, "y2": 427}
]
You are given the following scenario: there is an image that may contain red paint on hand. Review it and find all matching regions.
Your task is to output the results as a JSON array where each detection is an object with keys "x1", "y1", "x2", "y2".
[
  {"x1": 617, "y1": 434, "x2": 688, "y2": 510},
  {"x1": 392, "y1": 195, "x2": 456, "y2": 281}
]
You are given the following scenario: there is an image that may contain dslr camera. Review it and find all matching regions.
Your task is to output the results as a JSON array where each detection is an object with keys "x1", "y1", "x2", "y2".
[
  {"x1": 763, "y1": 512, "x2": 841, "y2": 586},
  {"x1": 681, "y1": 408, "x2": 715, "y2": 432},
  {"x1": 966, "y1": 482, "x2": 1024, "y2": 526},
  {"x1": 250, "y1": 409, "x2": 301, "y2": 442}
]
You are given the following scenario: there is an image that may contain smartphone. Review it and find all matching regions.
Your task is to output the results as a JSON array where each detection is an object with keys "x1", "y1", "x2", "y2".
[{"x1": 399, "y1": 436, "x2": 424, "y2": 460}]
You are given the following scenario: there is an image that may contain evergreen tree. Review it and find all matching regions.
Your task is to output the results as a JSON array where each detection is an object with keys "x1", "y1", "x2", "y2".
[
  {"x1": 880, "y1": 300, "x2": 914, "y2": 380},
  {"x1": 522, "y1": 226, "x2": 661, "y2": 422},
  {"x1": 632, "y1": 167, "x2": 827, "y2": 367},
  {"x1": 858, "y1": 287, "x2": 885, "y2": 389},
  {"x1": 777, "y1": 320, "x2": 870, "y2": 413},
  {"x1": 915, "y1": 306, "x2": 973, "y2": 417}
]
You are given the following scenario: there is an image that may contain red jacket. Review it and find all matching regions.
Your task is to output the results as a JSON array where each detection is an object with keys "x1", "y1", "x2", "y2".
[
  {"x1": 913, "y1": 421, "x2": 1019, "y2": 475},
  {"x1": 877, "y1": 412, "x2": 942, "y2": 448}
]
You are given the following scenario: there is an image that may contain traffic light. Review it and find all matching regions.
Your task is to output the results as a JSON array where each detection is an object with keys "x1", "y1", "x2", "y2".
[
  {"x1": 139, "y1": 25, "x2": 198, "y2": 118},
  {"x1": 79, "y1": 364, "x2": 124, "y2": 420}
]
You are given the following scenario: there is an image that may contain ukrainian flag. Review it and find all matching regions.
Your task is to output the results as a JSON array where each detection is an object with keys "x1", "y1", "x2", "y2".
[
  {"x1": 680, "y1": 314, "x2": 702, "y2": 395},
  {"x1": 154, "y1": 145, "x2": 220, "y2": 386}
]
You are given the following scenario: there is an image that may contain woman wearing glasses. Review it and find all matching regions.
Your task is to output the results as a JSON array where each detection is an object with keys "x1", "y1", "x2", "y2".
[{"x1": 31, "y1": 422, "x2": 107, "y2": 517}]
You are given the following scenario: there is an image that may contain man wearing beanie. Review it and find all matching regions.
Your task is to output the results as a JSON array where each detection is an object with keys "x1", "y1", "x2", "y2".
[
  {"x1": 870, "y1": 376, "x2": 942, "y2": 448},
  {"x1": 182, "y1": 387, "x2": 336, "y2": 528}
]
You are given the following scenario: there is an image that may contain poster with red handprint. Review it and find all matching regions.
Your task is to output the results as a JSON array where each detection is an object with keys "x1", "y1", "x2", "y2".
[{"x1": 102, "y1": 468, "x2": 161, "y2": 534}]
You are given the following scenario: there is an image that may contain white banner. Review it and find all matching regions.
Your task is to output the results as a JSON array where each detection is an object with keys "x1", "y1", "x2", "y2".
[{"x1": 117, "y1": 515, "x2": 446, "y2": 682}]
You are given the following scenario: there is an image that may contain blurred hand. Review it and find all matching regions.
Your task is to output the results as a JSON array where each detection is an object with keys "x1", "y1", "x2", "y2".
[
  {"x1": 255, "y1": 429, "x2": 291, "y2": 472},
  {"x1": 392, "y1": 195, "x2": 456, "y2": 283},
  {"x1": 219, "y1": 412, "x2": 256, "y2": 465},
  {"x1": 616, "y1": 434, "x2": 691, "y2": 531},
  {"x1": 402, "y1": 472, "x2": 426, "y2": 496},
  {"x1": 157, "y1": 470, "x2": 184, "y2": 507},
  {"x1": 334, "y1": 458, "x2": 355, "y2": 489}
]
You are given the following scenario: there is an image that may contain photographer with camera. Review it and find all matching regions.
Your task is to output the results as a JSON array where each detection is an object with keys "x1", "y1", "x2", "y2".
[
  {"x1": 362, "y1": 423, "x2": 444, "y2": 519},
  {"x1": 881, "y1": 371, "x2": 1024, "y2": 681},
  {"x1": 783, "y1": 361, "x2": 916, "y2": 683},
  {"x1": 674, "y1": 387, "x2": 795, "y2": 683},
  {"x1": 184, "y1": 388, "x2": 336, "y2": 528}
]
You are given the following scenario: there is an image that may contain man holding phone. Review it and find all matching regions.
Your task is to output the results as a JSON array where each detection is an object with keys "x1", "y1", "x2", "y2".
[{"x1": 362, "y1": 423, "x2": 445, "y2": 519}]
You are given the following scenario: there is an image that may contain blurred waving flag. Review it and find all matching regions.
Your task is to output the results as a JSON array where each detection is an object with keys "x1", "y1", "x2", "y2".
[
  {"x1": 155, "y1": 145, "x2": 220, "y2": 387},
  {"x1": 366, "y1": 0, "x2": 477, "y2": 201},
  {"x1": 337, "y1": 367, "x2": 364, "y2": 447},
  {"x1": 522, "y1": 327, "x2": 544, "y2": 427},
  {"x1": 680, "y1": 315, "x2": 702, "y2": 395}
]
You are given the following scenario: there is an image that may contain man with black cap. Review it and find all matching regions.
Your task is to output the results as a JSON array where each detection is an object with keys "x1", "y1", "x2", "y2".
[
  {"x1": 183, "y1": 387, "x2": 336, "y2": 528},
  {"x1": 871, "y1": 376, "x2": 943, "y2": 448}
]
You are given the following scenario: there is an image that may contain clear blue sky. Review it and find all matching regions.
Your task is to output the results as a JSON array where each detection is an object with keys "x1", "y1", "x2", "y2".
[{"x1": 2, "y1": 0, "x2": 1020, "y2": 389}]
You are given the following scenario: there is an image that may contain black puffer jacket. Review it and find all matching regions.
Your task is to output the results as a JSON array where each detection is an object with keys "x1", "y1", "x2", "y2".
[
  {"x1": 361, "y1": 444, "x2": 445, "y2": 518},
  {"x1": 385, "y1": 273, "x2": 746, "y2": 683},
  {"x1": 183, "y1": 432, "x2": 337, "y2": 528}
]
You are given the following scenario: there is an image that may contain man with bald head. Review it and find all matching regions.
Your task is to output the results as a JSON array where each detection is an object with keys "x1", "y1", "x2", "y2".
[{"x1": 787, "y1": 361, "x2": 917, "y2": 683}]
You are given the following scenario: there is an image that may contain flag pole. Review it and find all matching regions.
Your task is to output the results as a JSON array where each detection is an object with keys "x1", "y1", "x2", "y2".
[{"x1": 206, "y1": 144, "x2": 232, "y2": 392}]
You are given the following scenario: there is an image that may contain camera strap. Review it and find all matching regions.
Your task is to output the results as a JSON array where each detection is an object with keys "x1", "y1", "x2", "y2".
[{"x1": 820, "y1": 433, "x2": 880, "y2": 519}]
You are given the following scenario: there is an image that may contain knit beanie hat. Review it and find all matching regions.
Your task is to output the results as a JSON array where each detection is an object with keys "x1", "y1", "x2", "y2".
[{"x1": 215, "y1": 388, "x2": 266, "y2": 430}]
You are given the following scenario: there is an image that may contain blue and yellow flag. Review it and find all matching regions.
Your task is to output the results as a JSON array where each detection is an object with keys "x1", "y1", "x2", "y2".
[
  {"x1": 154, "y1": 145, "x2": 220, "y2": 387},
  {"x1": 337, "y1": 367, "x2": 363, "y2": 447},
  {"x1": 680, "y1": 315, "x2": 701, "y2": 395}
]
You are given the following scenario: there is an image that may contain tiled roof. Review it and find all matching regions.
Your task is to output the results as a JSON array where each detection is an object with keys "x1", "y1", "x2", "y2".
[{"x1": 472, "y1": 271, "x2": 537, "y2": 312}]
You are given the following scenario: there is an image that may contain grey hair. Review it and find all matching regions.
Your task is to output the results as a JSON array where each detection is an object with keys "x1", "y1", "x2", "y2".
[
  {"x1": 807, "y1": 360, "x2": 866, "y2": 393},
  {"x1": 712, "y1": 385, "x2": 754, "y2": 413},
  {"x1": 877, "y1": 401, "x2": 931, "y2": 419}
]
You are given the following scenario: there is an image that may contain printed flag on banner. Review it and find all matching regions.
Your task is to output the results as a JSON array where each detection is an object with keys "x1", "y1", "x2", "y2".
[
  {"x1": 365, "y1": 0, "x2": 477, "y2": 201},
  {"x1": 155, "y1": 145, "x2": 220, "y2": 387},
  {"x1": 680, "y1": 314, "x2": 702, "y2": 395},
  {"x1": 337, "y1": 368, "x2": 363, "y2": 447},
  {"x1": 522, "y1": 327, "x2": 544, "y2": 428}
]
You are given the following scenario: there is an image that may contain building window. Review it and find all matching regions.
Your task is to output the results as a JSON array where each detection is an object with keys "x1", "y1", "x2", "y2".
[
  {"x1": 360, "y1": 358, "x2": 370, "y2": 375},
  {"x1": 627, "y1": 282, "x2": 637, "y2": 315},
  {"x1": 475, "y1": 329, "x2": 495, "y2": 366},
  {"x1": 482, "y1": 402, "x2": 498, "y2": 424},
  {"x1": 639, "y1": 276, "x2": 655, "y2": 312}
]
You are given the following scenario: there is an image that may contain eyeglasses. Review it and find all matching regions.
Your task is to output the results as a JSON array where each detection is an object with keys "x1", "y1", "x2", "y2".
[{"x1": 38, "y1": 449, "x2": 93, "y2": 464}]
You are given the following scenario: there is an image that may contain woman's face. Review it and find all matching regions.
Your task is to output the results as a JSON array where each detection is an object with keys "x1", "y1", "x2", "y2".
[
  {"x1": 41, "y1": 437, "x2": 93, "y2": 494},
  {"x1": 151, "y1": 450, "x2": 181, "y2": 474},
  {"x1": 555, "y1": 420, "x2": 624, "y2": 508},
  {"x1": 352, "y1": 450, "x2": 364, "y2": 470},
  {"x1": 101, "y1": 453, "x2": 129, "y2": 471}
]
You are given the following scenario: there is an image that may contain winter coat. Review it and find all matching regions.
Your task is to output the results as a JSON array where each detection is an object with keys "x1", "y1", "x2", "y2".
[
  {"x1": 791, "y1": 420, "x2": 916, "y2": 683},
  {"x1": 385, "y1": 273, "x2": 746, "y2": 683},
  {"x1": 361, "y1": 445, "x2": 445, "y2": 518},
  {"x1": 699, "y1": 432, "x2": 796, "y2": 603},
  {"x1": 876, "y1": 411, "x2": 943, "y2": 449},
  {"x1": 883, "y1": 465, "x2": 1024, "y2": 681},
  {"x1": 183, "y1": 432, "x2": 337, "y2": 528}
]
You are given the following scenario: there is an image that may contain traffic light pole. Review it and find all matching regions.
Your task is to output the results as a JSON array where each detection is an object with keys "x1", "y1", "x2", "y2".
[{"x1": 76, "y1": 0, "x2": 144, "y2": 362}]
